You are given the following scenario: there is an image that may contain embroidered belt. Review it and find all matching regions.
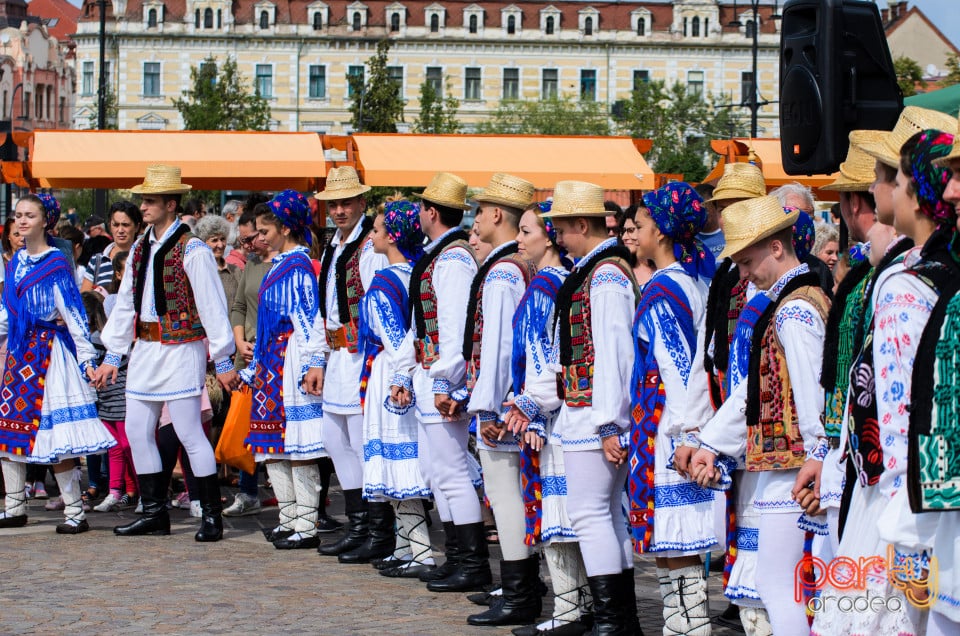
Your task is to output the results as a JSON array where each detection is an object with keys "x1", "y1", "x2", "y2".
[
  {"x1": 561, "y1": 363, "x2": 593, "y2": 407},
  {"x1": 325, "y1": 321, "x2": 358, "y2": 352},
  {"x1": 136, "y1": 321, "x2": 162, "y2": 342},
  {"x1": 415, "y1": 338, "x2": 440, "y2": 369}
]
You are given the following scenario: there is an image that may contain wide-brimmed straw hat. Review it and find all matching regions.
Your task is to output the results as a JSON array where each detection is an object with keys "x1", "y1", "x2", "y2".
[
  {"x1": 708, "y1": 162, "x2": 766, "y2": 203},
  {"x1": 719, "y1": 195, "x2": 799, "y2": 260},
  {"x1": 472, "y1": 173, "x2": 535, "y2": 210},
  {"x1": 130, "y1": 164, "x2": 193, "y2": 194},
  {"x1": 861, "y1": 106, "x2": 958, "y2": 168},
  {"x1": 934, "y1": 114, "x2": 960, "y2": 167},
  {"x1": 541, "y1": 181, "x2": 607, "y2": 218},
  {"x1": 822, "y1": 130, "x2": 888, "y2": 191},
  {"x1": 314, "y1": 166, "x2": 372, "y2": 201},
  {"x1": 414, "y1": 172, "x2": 471, "y2": 211}
]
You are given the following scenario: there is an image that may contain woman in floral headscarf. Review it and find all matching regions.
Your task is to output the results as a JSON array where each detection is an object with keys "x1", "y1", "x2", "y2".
[
  {"x1": 239, "y1": 189, "x2": 327, "y2": 550},
  {"x1": 625, "y1": 182, "x2": 721, "y2": 635},
  {"x1": 355, "y1": 200, "x2": 436, "y2": 576}
]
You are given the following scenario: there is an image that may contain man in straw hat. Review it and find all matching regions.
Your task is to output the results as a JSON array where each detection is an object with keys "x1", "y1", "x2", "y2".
[
  {"x1": 94, "y1": 164, "x2": 239, "y2": 542},
  {"x1": 457, "y1": 173, "x2": 540, "y2": 620},
  {"x1": 392, "y1": 172, "x2": 486, "y2": 591},
  {"x1": 541, "y1": 180, "x2": 641, "y2": 634},
  {"x1": 312, "y1": 166, "x2": 391, "y2": 562},
  {"x1": 690, "y1": 195, "x2": 831, "y2": 636}
]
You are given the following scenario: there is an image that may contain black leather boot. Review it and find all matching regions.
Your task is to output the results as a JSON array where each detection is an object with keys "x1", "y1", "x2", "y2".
[
  {"x1": 427, "y1": 521, "x2": 493, "y2": 593},
  {"x1": 419, "y1": 521, "x2": 460, "y2": 582},
  {"x1": 317, "y1": 489, "x2": 368, "y2": 556},
  {"x1": 468, "y1": 555, "x2": 543, "y2": 626},
  {"x1": 194, "y1": 474, "x2": 223, "y2": 542},
  {"x1": 586, "y1": 573, "x2": 642, "y2": 635},
  {"x1": 339, "y1": 501, "x2": 396, "y2": 563},
  {"x1": 114, "y1": 473, "x2": 170, "y2": 536},
  {"x1": 620, "y1": 569, "x2": 642, "y2": 635}
]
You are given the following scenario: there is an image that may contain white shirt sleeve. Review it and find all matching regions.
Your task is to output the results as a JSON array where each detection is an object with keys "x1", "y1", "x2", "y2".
[
  {"x1": 683, "y1": 326, "x2": 716, "y2": 434},
  {"x1": 428, "y1": 247, "x2": 478, "y2": 393},
  {"x1": 589, "y1": 263, "x2": 636, "y2": 434},
  {"x1": 776, "y1": 297, "x2": 828, "y2": 455},
  {"x1": 699, "y1": 378, "x2": 748, "y2": 459},
  {"x1": 53, "y1": 282, "x2": 96, "y2": 366},
  {"x1": 183, "y1": 238, "x2": 236, "y2": 368},
  {"x1": 100, "y1": 241, "x2": 139, "y2": 359},
  {"x1": 289, "y1": 266, "x2": 326, "y2": 372}
]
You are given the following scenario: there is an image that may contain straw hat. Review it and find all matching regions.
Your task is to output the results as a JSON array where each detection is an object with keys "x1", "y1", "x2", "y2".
[
  {"x1": 708, "y1": 162, "x2": 767, "y2": 203},
  {"x1": 472, "y1": 173, "x2": 535, "y2": 210},
  {"x1": 541, "y1": 180, "x2": 607, "y2": 218},
  {"x1": 860, "y1": 106, "x2": 958, "y2": 168},
  {"x1": 314, "y1": 166, "x2": 372, "y2": 201},
  {"x1": 822, "y1": 130, "x2": 888, "y2": 191},
  {"x1": 719, "y1": 195, "x2": 799, "y2": 259},
  {"x1": 414, "y1": 172, "x2": 471, "y2": 211},
  {"x1": 934, "y1": 114, "x2": 960, "y2": 167},
  {"x1": 130, "y1": 164, "x2": 193, "y2": 194}
]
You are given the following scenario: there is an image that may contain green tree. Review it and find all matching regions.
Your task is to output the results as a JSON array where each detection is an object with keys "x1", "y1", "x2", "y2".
[
  {"x1": 894, "y1": 55, "x2": 925, "y2": 97},
  {"x1": 172, "y1": 57, "x2": 271, "y2": 131},
  {"x1": 87, "y1": 84, "x2": 118, "y2": 130},
  {"x1": 475, "y1": 95, "x2": 609, "y2": 135},
  {"x1": 349, "y1": 40, "x2": 405, "y2": 133},
  {"x1": 413, "y1": 80, "x2": 460, "y2": 134},
  {"x1": 944, "y1": 53, "x2": 960, "y2": 86},
  {"x1": 613, "y1": 80, "x2": 746, "y2": 181}
]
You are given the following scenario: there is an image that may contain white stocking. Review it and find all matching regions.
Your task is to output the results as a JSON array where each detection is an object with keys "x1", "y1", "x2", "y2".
[
  {"x1": 739, "y1": 607, "x2": 774, "y2": 636},
  {"x1": 666, "y1": 565, "x2": 711, "y2": 636},
  {"x1": 291, "y1": 463, "x2": 319, "y2": 537},
  {"x1": 1, "y1": 459, "x2": 26, "y2": 518},
  {"x1": 544, "y1": 542, "x2": 586, "y2": 624},
  {"x1": 266, "y1": 461, "x2": 296, "y2": 532},
  {"x1": 55, "y1": 466, "x2": 86, "y2": 526},
  {"x1": 397, "y1": 499, "x2": 434, "y2": 565}
]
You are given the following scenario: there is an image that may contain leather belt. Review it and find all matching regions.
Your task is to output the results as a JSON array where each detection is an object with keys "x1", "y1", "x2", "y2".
[
  {"x1": 136, "y1": 321, "x2": 162, "y2": 342},
  {"x1": 827, "y1": 437, "x2": 841, "y2": 449},
  {"x1": 325, "y1": 327, "x2": 351, "y2": 350}
]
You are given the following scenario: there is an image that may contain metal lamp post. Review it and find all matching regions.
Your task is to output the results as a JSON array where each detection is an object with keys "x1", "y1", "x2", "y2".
[{"x1": 728, "y1": 0, "x2": 782, "y2": 138}]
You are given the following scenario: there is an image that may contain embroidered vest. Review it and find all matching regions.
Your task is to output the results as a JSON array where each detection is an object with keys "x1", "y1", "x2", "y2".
[
  {"x1": 410, "y1": 230, "x2": 473, "y2": 369},
  {"x1": 131, "y1": 225, "x2": 205, "y2": 344},
  {"x1": 703, "y1": 258, "x2": 748, "y2": 408},
  {"x1": 462, "y1": 247, "x2": 535, "y2": 390},
  {"x1": 556, "y1": 245, "x2": 637, "y2": 407},
  {"x1": 319, "y1": 216, "x2": 374, "y2": 348},
  {"x1": 745, "y1": 278, "x2": 830, "y2": 472}
]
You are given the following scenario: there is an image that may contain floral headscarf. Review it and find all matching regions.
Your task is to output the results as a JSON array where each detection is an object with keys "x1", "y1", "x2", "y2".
[
  {"x1": 791, "y1": 209, "x2": 815, "y2": 261},
  {"x1": 268, "y1": 189, "x2": 313, "y2": 245},
  {"x1": 642, "y1": 182, "x2": 716, "y2": 279},
  {"x1": 383, "y1": 200, "x2": 425, "y2": 264},
  {"x1": 36, "y1": 193, "x2": 60, "y2": 232},
  {"x1": 907, "y1": 129, "x2": 957, "y2": 226}
]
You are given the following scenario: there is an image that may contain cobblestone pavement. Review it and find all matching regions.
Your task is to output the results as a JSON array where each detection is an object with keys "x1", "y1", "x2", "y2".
[{"x1": 1, "y1": 485, "x2": 744, "y2": 635}]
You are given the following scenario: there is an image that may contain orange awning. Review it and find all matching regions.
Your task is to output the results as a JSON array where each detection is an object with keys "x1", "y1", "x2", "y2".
[
  {"x1": 30, "y1": 130, "x2": 326, "y2": 191},
  {"x1": 351, "y1": 134, "x2": 655, "y2": 190},
  {"x1": 706, "y1": 138, "x2": 839, "y2": 189}
]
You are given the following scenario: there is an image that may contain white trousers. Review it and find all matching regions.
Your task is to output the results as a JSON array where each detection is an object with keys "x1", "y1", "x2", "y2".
[
  {"x1": 126, "y1": 396, "x2": 216, "y2": 477},
  {"x1": 480, "y1": 449, "x2": 532, "y2": 561},
  {"x1": 564, "y1": 449, "x2": 631, "y2": 577},
  {"x1": 756, "y1": 512, "x2": 810, "y2": 636},
  {"x1": 322, "y1": 412, "x2": 364, "y2": 490},
  {"x1": 417, "y1": 419, "x2": 481, "y2": 525}
]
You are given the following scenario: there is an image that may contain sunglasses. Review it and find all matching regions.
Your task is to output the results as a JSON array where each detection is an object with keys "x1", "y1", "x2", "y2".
[{"x1": 239, "y1": 235, "x2": 258, "y2": 247}]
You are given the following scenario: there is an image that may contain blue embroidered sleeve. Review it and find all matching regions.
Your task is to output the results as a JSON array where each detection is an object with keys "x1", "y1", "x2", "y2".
[
  {"x1": 372, "y1": 292, "x2": 407, "y2": 350},
  {"x1": 79, "y1": 359, "x2": 97, "y2": 375},
  {"x1": 527, "y1": 416, "x2": 547, "y2": 441},
  {"x1": 598, "y1": 423, "x2": 620, "y2": 439},
  {"x1": 214, "y1": 358, "x2": 234, "y2": 375},
  {"x1": 103, "y1": 352, "x2": 122, "y2": 368},
  {"x1": 513, "y1": 394, "x2": 541, "y2": 422},
  {"x1": 432, "y1": 378, "x2": 451, "y2": 395},
  {"x1": 184, "y1": 238, "x2": 210, "y2": 259},
  {"x1": 807, "y1": 437, "x2": 829, "y2": 462},
  {"x1": 390, "y1": 372, "x2": 413, "y2": 391},
  {"x1": 308, "y1": 354, "x2": 326, "y2": 369},
  {"x1": 477, "y1": 410, "x2": 498, "y2": 424}
]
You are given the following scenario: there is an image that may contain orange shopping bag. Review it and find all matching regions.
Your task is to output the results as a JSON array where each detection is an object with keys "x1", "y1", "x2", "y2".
[{"x1": 215, "y1": 386, "x2": 255, "y2": 475}]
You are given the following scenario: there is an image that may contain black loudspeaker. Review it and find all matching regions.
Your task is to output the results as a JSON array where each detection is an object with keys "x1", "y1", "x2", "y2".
[{"x1": 780, "y1": 0, "x2": 902, "y2": 175}]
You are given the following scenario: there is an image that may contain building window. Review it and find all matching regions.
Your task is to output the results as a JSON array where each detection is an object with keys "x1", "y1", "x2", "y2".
[
  {"x1": 703, "y1": 18, "x2": 709, "y2": 36},
  {"x1": 309, "y1": 65, "x2": 326, "y2": 98},
  {"x1": 347, "y1": 65, "x2": 365, "y2": 97},
  {"x1": 147, "y1": 8, "x2": 157, "y2": 27},
  {"x1": 24, "y1": 91, "x2": 30, "y2": 120},
  {"x1": 741, "y1": 71, "x2": 754, "y2": 105},
  {"x1": 59, "y1": 96, "x2": 65, "y2": 123},
  {"x1": 430, "y1": 14, "x2": 439, "y2": 32},
  {"x1": 256, "y1": 64, "x2": 273, "y2": 98},
  {"x1": 144, "y1": 62, "x2": 161, "y2": 97},
  {"x1": 545, "y1": 16, "x2": 554, "y2": 34},
  {"x1": 542, "y1": 69, "x2": 558, "y2": 99},
  {"x1": 584, "y1": 16, "x2": 592, "y2": 35},
  {"x1": 637, "y1": 17, "x2": 644, "y2": 36},
  {"x1": 687, "y1": 70, "x2": 704, "y2": 97},
  {"x1": 745, "y1": 19, "x2": 756, "y2": 38},
  {"x1": 683, "y1": 17, "x2": 687, "y2": 36},
  {"x1": 390, "y1": 13, "x2": 400, "y2": 32},
  {"x1": 692, "y1": 16, "x2": 700, "y2": 37},
  {"x1": 502, "y1": 68, "x2": 519, "y2": 100},
  {"x1": 464, "y1": 67, "x2": 481, "y2": 100},
  {"x1": 352, "y1": 12, "x2": 361, "y2": 31},
  {"x1": 82, "y1": 61, "x2": 94, "y2": 96},
  {"x1": 425, "y1": 66, "x2": 442, "y2": 93},
  {"x1": 200, "y1": 60, "x2": 217, "y2": 85},
  {"x1": 259, "y1": 11, "x2": 269, "y2": 29},
  {"x1": 469, "y1": 15, "x2": 477, "y2": 34},
  {"x1": 313, "y1": 12, "x2": 323, "y2": 30},
  {"x1": 633, "y1": 70, "x2": 649, "y2": 91},
  {"x1": 194, "y1": 8, "x2": 200, "y2": 28},
  {"x1": 217, "y1": 9, "x2": 222, "y2": 28},
  {"x1": 387, "y1": 66, "x2": 403, "y2": 98},
  {"x1": 202, "y1": 7, "x2": 212, "y2": 28},
  {"x1": 580, "y1": 69, "x2": 596, "y2": 101},
  {"x1": 507, "y1": 15, "x2": 516, "y2": 34}
]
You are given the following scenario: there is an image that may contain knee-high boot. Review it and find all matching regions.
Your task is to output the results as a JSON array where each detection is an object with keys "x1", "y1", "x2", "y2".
[
  {"x1": 0, "y1": 459, "x2": 27, "y2": 527},
  {"x1": 318, "y1": 488, "x2": 369, "y2": 556},
  {"x1": 468, "y1": 555, "x2": 543, "y2": 625},
  {"x1": 427, "y1": 521, "x2": 493, "y2": 593},
  {"x1": 114, "y1": 472, "x2": 170, "y2": 536},
  {"x1": 587, "y1": 571, "x2": 643, "y2": 636},
  {"x1": 420, "y1": 521, "x2": 461, "y2": 581},
  {"x1": 194, "y1": 474, "x2": 223, "y2": 542},
  {"x1": 339, "y1": 500, "x2": 396, "y2": 563},
  {"x1": 54, "y1": 466, "x2": 89, "y2": 534}
]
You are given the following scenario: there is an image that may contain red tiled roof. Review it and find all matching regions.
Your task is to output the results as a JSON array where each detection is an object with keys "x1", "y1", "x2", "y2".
[{"x1": 27, "y1": 0, "x2": 79, "y2": 41}]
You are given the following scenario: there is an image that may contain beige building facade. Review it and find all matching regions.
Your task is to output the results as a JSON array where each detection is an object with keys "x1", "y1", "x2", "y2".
[{"x1": 72, "y1": 0, "x2": 782, "y2": 135}]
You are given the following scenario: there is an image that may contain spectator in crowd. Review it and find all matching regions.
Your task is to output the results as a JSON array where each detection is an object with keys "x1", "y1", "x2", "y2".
[
  {"x1": 604, "y1": 200, "x2": 623, "y2": 237},
  {"x1": 813, "y1": 221, "x2": 840, "y2": 272},
  {"x1": 84, "y1": 215, "x2": 108, "y2": 239},
  {"x1": 195, "y1": 214, "x2": 241, "y2": 309},
  {"x1": 81, "y1": 201, "x2": 142, "y2": 294}
]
